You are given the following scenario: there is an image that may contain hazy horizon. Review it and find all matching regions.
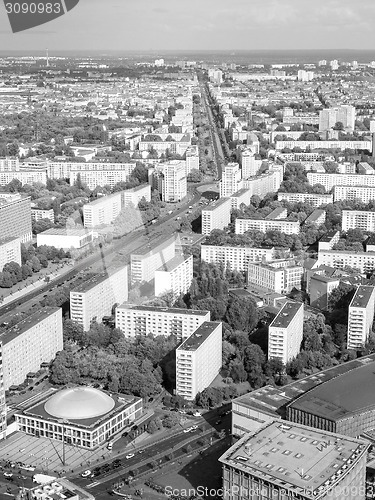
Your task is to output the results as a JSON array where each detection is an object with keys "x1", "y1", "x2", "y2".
[{"x1": 0, "y1": 0, "x2": 374, "y2": 54}]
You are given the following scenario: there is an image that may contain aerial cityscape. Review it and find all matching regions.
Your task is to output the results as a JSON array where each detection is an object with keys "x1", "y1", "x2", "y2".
[{"x1": 1, "y1": 1, "x2": 375, "y2": 500}]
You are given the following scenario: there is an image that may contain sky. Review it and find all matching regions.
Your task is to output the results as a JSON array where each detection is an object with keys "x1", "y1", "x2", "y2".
[{"x1": 0, "y1": 0, "x2": 375, "y2": 53}]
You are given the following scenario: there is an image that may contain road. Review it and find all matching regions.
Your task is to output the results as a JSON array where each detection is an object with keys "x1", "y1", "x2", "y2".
[
  {"x1": 0, "y1": 189, "x2": 203, "y2": 323},
  {"x1": 72, "y1": 409, "x2": 231, "y2": 500}
]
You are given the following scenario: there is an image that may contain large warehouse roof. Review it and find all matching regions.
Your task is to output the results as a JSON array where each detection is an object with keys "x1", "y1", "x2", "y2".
[{"x1": 289, "y1": 358, "x2": 375, "y2": 420}]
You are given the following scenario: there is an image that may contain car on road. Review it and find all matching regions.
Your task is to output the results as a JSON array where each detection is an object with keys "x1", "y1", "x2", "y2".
[
  {"x1": 183, "y1": 428, "x2": 190, "y2": 433},
  {"x1": 81, "y1": 470, "x2": 92, "y2": 478},
  {"x1": 3, "y1": 472, "x2": 13, "y2": 478},
  {"x1": 138, "y1": 449, "x2": 145, "y2": 454},
  {"x1": 125, "y1": 453, "x2": 135, "y2": 459},
  {"x1": 193, "y1": 411, "x2": 202, "y2": 417}
]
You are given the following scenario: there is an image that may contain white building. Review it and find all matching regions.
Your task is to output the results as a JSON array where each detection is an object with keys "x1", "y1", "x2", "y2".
[
  {"x1": 248, "y1": 260, "x2": 303, "y2": 294},
  {"x1": 83, "y1": 192, "x2": 122, "y2": 228},
  {"x1": 318, "y1": 249, "x2": 375, "y2": 273},
  {"x1": 0, "y1": 194, "x2": 32, "y2": 243},
  {"x1": 0, "y1": 170, "x2": 47, "y2": 186},
  {"x1": 0, "y1": 237, "x2": 21, "y2": 271},
  {"x1": 276, "y1": 140, "x2": 371, "y2": 151},
  {"x1": 220, "y1": 163, "x2": 242, "y2": 198},
  {"x1": 130, "y1": 235, "x2": 176, "y2": 282},
  {"x1": 230, "y1": 188, "x2": 252, "y2": 209},
  {"x1": 115, "y1": 304, "x2": 210, "y2": 340},
  {"x1": 202, "y1": 198, "x2": 231, "y2": 235},
  {"x1": 240, "y1": 150, "x2": 262, "y2": 179},
  {"x1": 333, "y1": 185, "x2": 375, "y2": 203},
  {"x1": 37, "y1": 228, "x2": 95, "y2": 250},
  {"x1": 69, "y1": 163, "x2": 137, "y2": 190},
  {"x1": 242, "y1": 171, "x2": 282, "y2": 199},
  {"x1": 0, "y1": 308, "x2": 63, "y2": 390},
  {"x1": 347, "y1": 285, "x2": 375, "y2": 350},
  {"x1": 176, "y1": 322, "x2": 222, "y2": 400},
  {"x1": 31, "y1": 208, "x2": 55, "y2": 222},
  {"x1": 268, "y1": 302, "x2": 304, "y2": 364},
  {"x1": 342, "y1": 210, "x2": 375, "y2": 232},
  {"x1": 235, "y1": 218, "x2": 300, "y2": 235},
  {"x1": 277, "y1": 192, "x2": 333, "y2": 206},
  {"x1": 201, "y1": 244, "x2": 274, "y2": 272},
  {"x1": 308, "y1": 172, "x2": 375, "y2": 192},
  {"x1": 161, "y1": 160, "x2": 187, "y2": 202},
  {"x1": 122, "y1": 184, "x2": 151, "y2": 207},
  {"x1": 70, "y1": 266, "x2": 128, "y2": 331},
  {"x1": 154, "y1": 254, "x2": 193, "y2": 298},
  {"x1": 185, "y1": 146, "x2": 199, "y2": 174}
]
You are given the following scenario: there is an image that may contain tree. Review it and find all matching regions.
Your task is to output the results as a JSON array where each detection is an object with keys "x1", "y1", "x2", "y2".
[
  {"x1": 229, "y1": 360, "x2": 247, "y2": 383},
  {"x1": 333, "y1": 121, "x2": 344, "y2": 131},
  {"x1": 21, "y1": 264, "x2": 32, "y2": 280},
  {"x1": 225, "y1": 297, "x2": 259, "y2": 332},
  {"x1": 162, "y1": 414, "x2": 179, "y2": 429},
  {"x1": 243, "y1": 343, "x2": 266, "y2": 388}
]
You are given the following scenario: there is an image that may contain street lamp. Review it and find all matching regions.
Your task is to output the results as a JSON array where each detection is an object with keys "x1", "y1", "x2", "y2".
[{"x1": 59, "y1": 419, "x2": 67, "y2": 466}]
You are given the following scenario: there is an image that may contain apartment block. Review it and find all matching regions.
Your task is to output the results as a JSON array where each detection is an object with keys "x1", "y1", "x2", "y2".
[
  {"x1": 0, "y1": 308, "x2": 63, "y2": 390},
  {"x1": 276, "y1": 140, "x2": 371, "y2": 151},
  {"x1": 333, "y1": 185, "x2": 375, "y2": 203},
  {"x1": 115, "y1": 304, "x2": 210, "y2": 340},
  {"x1": 242, "y1": 171, "x2": 282, "y2": 199},
  {"x1": 220, "y1": 163, "x2": 242, "y2": 198},
  {"x1": 0, "y1": 237, "x2": 21, "y2": 271},
  {"x1": 308, "y1": 172, "x2": 375, "y2": 191},
  {"x1": 268, "y1": 301, "x2": 304, "y2": 364},
  {"x1": 229, "y1": 188, "x2": 252, "y2": 209},
  {"x1": 83, "y1": 192, "x2": 122, "y2": 228},
  {"x1": 0, "y1": 194, "x2": 32, "y2": 243},
  {"x1": 317, "y1": 230, "x2": 340, "y2": 251},
  {"x1": 304, "y1": 209, "x2": 326, "y2": 225},
  {"x1": 185, "y1": 145, "x2": 199, "y2": 174},
  {"x1": 277, "y1": 191, "x2": 334, "y2": 206},
  {"x1": 347, "y1": 285, "x2": 375, "y2": 350},
  {"x1": 0, "y1": 170, "x2": 47, "y2": 186},
  {"x1": 235, "y1": 218, "x2": 300, "y2": 235},
  {"x1": 357, "y1": 162, "x2": 374, "y2": 175},
  {"x1": 161, "y1": 160, "x2": 187, "y2": 202},
  {"x1": 130, "y1": 235, "x2": 176, "y2": 282},
  {"x1": 0, "y1": 345, "x2": 6, "y2": 439},
  {"x1": 240, "y1": 150, "x2": 262, "y2": 178},
  {"x1": 176, "y1": 322, "x2": 222, "y2": 400},
  {"x1": 309, "y1": 274, "x2": 340, "y2": 310},
  {"x1": 318, "y1": 249, "x2": 375, "y2": 273},
  {"x1": 342, "y1": 210, "x2": 375, "y2": 232},
  {"x1": 122, "y1": 184, "x2": 151, "y2": 207},
  {"x1": 219, "y1": 420, "x2": 368, "y2": 500},
  {"x1": 31, "y1": 208, "x2": 55, "y2": 222},
  {"x1": 69, "y1": 163, "x2": 136, "y2": 190},
  {"x1": 0, "y1": 157, "x2": 19, "y2": 171},
  {"x1": 201, "y1": 244, "x2": 274, "y2": 272},
  {"x1": 154, "y1": 254, "x2": 193, "y2": 298},
  {"x1": 248, "y1": 260, "x2": 303, "y2": 294},
  {"x1": 70, "y1": 267, "x2": 128, "y2": 331},
  {"x1": 202, "y1": 198, "x2": 231, "y2": 235}
]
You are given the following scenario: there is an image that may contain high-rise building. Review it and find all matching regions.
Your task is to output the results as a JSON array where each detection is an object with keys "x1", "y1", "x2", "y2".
[
  {"x1": 0, "y1": 308, "x2": 63, "y2": 390},
  {"x1": 319, "y1": 105, "x2": 356, "y2": 131},
  {"x1": 121, "y1": 184, "x2": 151, "y2": 207},
  {"x1": 220, "y1": 163, "x2": 242, "y2": 197},
  {"x1": 185, "y1": 145, "x2": 199, "y2": 174},
  {"x1": 83, "y1": 192, "x2": 122, "y2": 228},
  {"x1": 219, "y1": 420, "x2": 368, "y2": 500},
  {"x1": 115, "y1": 304, "x2": 210, "y2": 340},
  {"x1": 70, "y1": 267, "x2": 128, "y2": 331},
  {"x1": 347, "y1": 285, "x2": 375, "y2": 350},
  {"x1": 268, "y1": 302, "x2": 304, "y2": 364},
  {"x1": 229, "y1": 188, "x2": 252, "y2": 209},
  {"x1": 0, "y1": 194, "x2": 32, "y2": 243},
  {"x1": 130, "y1": 235, "x2": 176, "y2": 282},
  {"x1": 160, "y1": 160, "x2": 187, "y2": 202},
  {"x1": 242, "y1": 171, "x2": 282, "y2": 199},
  {"x1": 0, "y1": 345, "x2": 6, "y2": 440},
  {"x1": 0, "y1": 237, "x2": 21, "y2": 271},
  {"x1": 201, "y1": 198, "x2": 231, "y2": 235},
  {"x1": 176, "y1": 322, "x2": 222, "y2": 400},
  {"x1": 154, "y1": 254, "x2": 193, "y2": 298},
  {"x1": 309, "y1": 274, "x2": 340, "y2": 311},
  {"x1": 240, "y1": 150, "x2": 262, "y2": 179}
]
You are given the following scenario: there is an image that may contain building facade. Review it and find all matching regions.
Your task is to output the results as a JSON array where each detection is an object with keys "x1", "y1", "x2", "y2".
[
  {"x1": 70, "y1": 267, "x2": 128, "y2": 331},
  {"x1": 333, "y1": 185, "x2": 375, "y2": 203},
  {"x1": 154, "y1": 254, "x2": 193, "y2": 298},
  {"x1": 277, "y1": 192, "x2": 333, "y2": 206},
  {"x1": 176, "y1": 322, "x2": 222, "y2": 401},
  {"x1": 342, "y1": 210, "x2": 375, "y2": 232},
  {"x1": 115, "y1": 305, "x2": 210, "y2": 340},
  {"x1": 347, "y1": 285, "x2": 375, "y2": 350},
  {"x1": 220, "y1": 163, "x2": 242, "y2": 198},
  {"x1": 83, "y1": 192, "x2": 122, "y2": 228},
  {"x1": 236, "y1": 218, "x2": 300, "y2": 235},
  {"x1": 37, "y1": 228, "x2": 94, "y2": 250},
  {"x1": 0, "y1": 194, "x2": 32, "y2": 243},
  {"x1": 130, "y1": 235, "x2": 176, "y2": 283},
  {"x1": 202, "y1": 198, "x2": 231, "y2": 235},
  {"x1": 248, "y1": 261, "x2": 303, "y2": 294},
  {"x1": 201, "y1": 244, "x2": 274, "y2": 272},
  {"x1": 0, "y1": 237, "x2": 21, "y2": 271},
  {"x1": 268, "y1": 302, "x2": 304, "y2": 364},
  {"x1": 161, "y1": 161, "x2": 187, "y2": 202}
]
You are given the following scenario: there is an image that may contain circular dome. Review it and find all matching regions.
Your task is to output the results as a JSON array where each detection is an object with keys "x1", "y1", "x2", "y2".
[{"x1": 44, "y1": 387, "x2": 115, "y2": 420}]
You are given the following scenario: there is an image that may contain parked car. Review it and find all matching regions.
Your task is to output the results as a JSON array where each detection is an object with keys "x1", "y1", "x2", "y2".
[
  {"x1": 125, "y1": 453, "x2": 135, "y2": 460},
  {"x1": 81, "y1": 470, "x2": 92, "y2": 478},
  {"x1": 3, "y1": 472, "x2": 13, "y2": 478}
]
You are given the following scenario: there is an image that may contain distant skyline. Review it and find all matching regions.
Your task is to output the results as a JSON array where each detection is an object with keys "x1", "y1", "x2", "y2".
[{"x1": 0, "y1": 0, "x2": 374, "y2": 53}]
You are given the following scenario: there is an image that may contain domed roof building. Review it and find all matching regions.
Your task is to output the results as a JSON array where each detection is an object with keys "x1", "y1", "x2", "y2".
[{"x1": 15, "y1": 386, "x2": 142, "y2": 450}]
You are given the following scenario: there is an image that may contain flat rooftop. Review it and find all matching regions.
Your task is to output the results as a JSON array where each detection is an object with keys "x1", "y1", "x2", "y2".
[
  {"x1": 39, "y1": 228, "x2": 92, "y2": 237},
  {"x1": 131, "y1": 235, "x2": 175, "y2": 257},
  {"x1": 305, "y1": 209, "x2": 325, "y2": 222},
  {"x1": 289, "y1": 357, "x2": 375, "y2": 421},
  {"x1": 71, "y1": 267, "x2": 126, "y2": 294},
  {"x1": 349, "y1": 285, "x2": 375, "y2": 309},
  {"x1": 156, "y1": 253, "x2": 190, "y2": 272},
  {"x1": 202, "y1": 198, "x2": 230, "y2": 212},
  {"x1": 84, "y1": 192, "x2": 121, "y2": 207},
  {"x1": 265, "y1": 207, "x2": 286, "y2": 220},
  {"x1": 177, "y1": 321, "x2": 221, "y2": 351},
  {"x1": 231, "y1": 188, "x2": 250, "y2": 197},
  {"x1": 269, "y1": 302, "x2": 303, "y2": 329},
  {"x1": 117, "y1": 303, "x2": 209, "y2": 316},
  {"x1": 219, "y1": 420, "x2": 367, "y2": 498},
  {"x1": 318, "y1": 230, "x2": 339, "y2": 243},
  {"x1": 0, "y1": 308, "x2": 60, "y2": 345},
  {"x1": 233, "y1": 354, "x2": 375, "y2": 419}
]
